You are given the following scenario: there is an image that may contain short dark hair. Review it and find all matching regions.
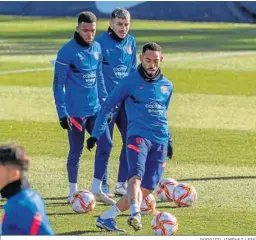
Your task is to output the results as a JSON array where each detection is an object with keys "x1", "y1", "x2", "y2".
[
  {"x1": 0, "y1": 143, "x2": 30, "y2": 171},
  {"x1": 78, "y1": 11, "x2": 97, "y2": 24},
  {"x1": 111, "y1": 8, "x2": 130, "y2": 19},
  {"x1": 142, "y1": 42, "x2": 162, "y2": 53}
]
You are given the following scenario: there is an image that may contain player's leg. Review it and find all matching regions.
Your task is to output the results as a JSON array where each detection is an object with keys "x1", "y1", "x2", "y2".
[
  {"x1": 66, "y1": 117, "x2": 86, "y2": 203},
  {"x1": 125, "y1": 137, "x2": 151, "y2": 231},
  {"x1": 114, "y1": 103, "x2": 128, "y2": 196},
  {"x1": 101, "y1": 110, "x2": 117, "y2": 196},
  {"x1": 87, "y1": 115, "x2": 115, "y2": 205},
  {"x1": 96, "y1": 136, "x2": 150, "y2": 232},
  {"x1": 141, "y1": 141, "x2": 168, "y2": 214}
]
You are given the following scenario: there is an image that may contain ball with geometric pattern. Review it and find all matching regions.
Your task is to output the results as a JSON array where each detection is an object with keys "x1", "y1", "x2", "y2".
[
  {"x1": 71, "y1": 189, "x2": 96, "y2": 213},
  {"x1": 140, "y1": 193, "x2": 156, "y2": 215},
  {"x1": 151, "y1": 212, "x2": 178, "y2": 235},
  {"x1": 155, "y1": 178, "x2": 178, "y2": 202},
  {"x1": 173, "y1": 183, "x2": 197, "y2": 207}
]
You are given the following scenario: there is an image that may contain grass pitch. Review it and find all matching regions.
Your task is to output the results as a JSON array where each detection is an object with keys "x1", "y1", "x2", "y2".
[{"x1": 0, "y1": 15, "x2": 255, "y2": 235}]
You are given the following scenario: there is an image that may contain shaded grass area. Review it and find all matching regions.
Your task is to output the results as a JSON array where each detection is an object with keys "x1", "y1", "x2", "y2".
[
  {"x1": 0, "y1": 120, "x2": 255, "y2": 167},
  {"x1": 1, "y1": 16, "x2": 256, "y2": 55}
]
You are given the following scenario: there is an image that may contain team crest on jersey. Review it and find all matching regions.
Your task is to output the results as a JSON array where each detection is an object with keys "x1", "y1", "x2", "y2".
[
  {"x1": 94, "y1": 52, "x2": 99, "y2": 60},
  {"x1": 160, "y1": 86, "x2": 168, "y2": 94},
  {"x1": 126, "y1": 46, "x2": 132, "y2": 54}
]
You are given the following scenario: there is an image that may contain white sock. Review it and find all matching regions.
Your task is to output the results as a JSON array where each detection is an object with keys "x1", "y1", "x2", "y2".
[
  {"x1": 69, "y1": 182, "x2": 78, "y2": 196},
  {"x1": 101, "y1": 205, "x2": 122, "y2": 219},
  {"x1": 130, "y1": 203, "x2": 140, "y2": 215},
  {"x1": 91, "y1": 178, "x2": 102, "y2": 193}
]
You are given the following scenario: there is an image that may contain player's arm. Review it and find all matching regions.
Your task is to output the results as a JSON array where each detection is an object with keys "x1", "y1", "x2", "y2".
[
  {"x1": 131, "y1": 39, "x2": 137, "y2": 72},
  {"x1": 27, "y1": 212, "x2": 54, "y2": 235},
  {"x1": 97, "y1": 46, "x2": 108, "y2": 105},
  {"x1": 166, "y1": 84, "x2": 174, "y2": 159},
  {"x1": 53, "y1": 48, "x2": 72, "y2": 130},
  {"x1": 53, "y1": 48, "x2": 69, "y2": 118},
  {"x1": 14, "y1": 207, "x2": 54, "y2": 235},
  {"x1": 87, "y1": 79, "x2": 132, "y2": 150}
]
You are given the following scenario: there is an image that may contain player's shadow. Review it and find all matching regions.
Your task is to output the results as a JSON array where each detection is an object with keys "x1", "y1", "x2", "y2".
[
  {"x1": 44, "y1": 196, "x2": 67, "y2": 200},
  {"x1": 58, "y1": 230, "x2": 103, "y2": 235},
  {"x1": 177, "y1": 175, "x2": 256, "y2": 181},
  {"x1": 45, "y1": 202, "x2": 68, "y2": 207},
  {"x1": 155, "y1": 204, "x2": 181, "y2": 209},
  {"x1": 47, "y1": 212, "x2": 78, "y2": 216}
]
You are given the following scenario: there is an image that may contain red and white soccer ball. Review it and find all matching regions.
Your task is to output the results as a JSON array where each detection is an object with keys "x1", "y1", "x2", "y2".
[
  {"x1": 71, "y1": 190, "x2": 96, "y2": 213},
  {"x1": 151, "y1": 212, "x2": 178, "y2": 235},
  {"x1": 173, "y1": 183, "x2": 197, "y2": 207},
  {"x1": 155, "y1": 178, "x2": 178, "y2": 202},
  {"x1": 140, "y1": 193, "x2": 156, "y2": 215}
]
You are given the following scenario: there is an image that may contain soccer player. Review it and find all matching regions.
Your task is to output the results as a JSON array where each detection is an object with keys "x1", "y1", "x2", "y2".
[
  {"x1": 0, "y1": 143, "x2": 54, "y2": 235},
  {"x1": 53, "y1": 12, "x2": 115, "y2": 205},
  {"x1": 91, "y1": 8, "x2": 137, "y2": 197},
  {"x1": 86, "y1": 42, "x2": 174, "y2": 232}
]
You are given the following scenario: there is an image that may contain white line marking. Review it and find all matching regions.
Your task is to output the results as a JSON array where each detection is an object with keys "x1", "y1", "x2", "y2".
[
  {"x1": 0, "y1": 67, "x2": 52, "y2": 75},
  {"x1": 0, "y1": 51, "x2": 256, "y2": 75}
]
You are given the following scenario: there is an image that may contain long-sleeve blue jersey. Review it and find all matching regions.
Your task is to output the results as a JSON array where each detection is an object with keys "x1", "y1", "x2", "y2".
[
  {"x1": 53, "y1": 39, "x2": 108, "y2": 119},
  {"x1": 95, "y1": 32, "x2": 137, "y2": 94},
  {"x1": 1, "y1": 188, "x2": 54, "y2": 235},
  {"x1": 91, "y1": 71, "x2": 173, "y2": 145}
]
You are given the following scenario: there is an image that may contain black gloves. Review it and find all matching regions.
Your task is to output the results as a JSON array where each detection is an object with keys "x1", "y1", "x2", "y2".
[
  {"x1": 167, "y1": 142, "x2": 173, "y2": 160},
  {"x1": 86, "y1": 137, "x2": 98, "y2": 151},
  {"x1": 59, "y1": 116, "x2": 72, "y2": 130}
]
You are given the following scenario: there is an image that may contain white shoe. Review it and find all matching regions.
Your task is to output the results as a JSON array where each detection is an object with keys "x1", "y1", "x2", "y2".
[
  {"x1": 114, "y1": 182, "x2": 128, "y2": 196},
  {"x1": 92, "y1": 191, "x2": 116, "y2": 205},
  {"x1": 127, "y1": 212, "x2": 142, "y2": 231},
  {"x1": 102, "y1": 184, "x2": 114, "y2": 198}
]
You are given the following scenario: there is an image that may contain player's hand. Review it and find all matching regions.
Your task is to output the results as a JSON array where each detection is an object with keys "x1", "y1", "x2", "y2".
[
  {"x1": 86, "y1": 137, "x2": 98, "y2": 151},
  {"x1": 59, "y1": 116, "x2": 72, "y2": 130},
  {"x1": 167, "y1": 142, "x2": 173, "y2": 160}
]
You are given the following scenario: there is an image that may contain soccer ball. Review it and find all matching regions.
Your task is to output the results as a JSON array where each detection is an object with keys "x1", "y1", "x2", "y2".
[
  {"x1": 71, "y1": 189, "x2": 96, "y2": 213},
  {"x1": 140, "y1": 193, "x2": 156, "y2": 215},
  {"x1": 155, "y1": 178, "x2": 178, "y2": 202},
  {"x1": 151, "y1": 212, "x2": 178, "y2": 235},
  {"x1": 173, "y1": 183, "x2": 197, "y2": 207}
]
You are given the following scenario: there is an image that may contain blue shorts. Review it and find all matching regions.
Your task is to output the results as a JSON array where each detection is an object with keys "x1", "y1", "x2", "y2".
[{"x1": 126, "y1": 136, "x2": 167, "y2": 190}]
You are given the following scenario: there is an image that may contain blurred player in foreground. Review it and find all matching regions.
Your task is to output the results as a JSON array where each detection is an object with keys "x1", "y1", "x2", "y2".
[{"x1": 0, "y1": 143, "x2": 54, "y2": 235}]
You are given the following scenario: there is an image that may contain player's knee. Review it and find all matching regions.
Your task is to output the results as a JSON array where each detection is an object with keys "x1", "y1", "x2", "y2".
[
  {"x1": 67, "y1": 151, "x2": 83, "y2": 161},
  {"x1": 97, "y1": 141, "x2": 113, "y2": 155},
  {"x1": 128, "y1": 168, "x2": 144, "y2": 182},
  {"x1": 128, "y1": 175, "x2": 141, "y2": 187},
  {"x1": 141, "y1": 187, "x2": 153, "y2": 199}
]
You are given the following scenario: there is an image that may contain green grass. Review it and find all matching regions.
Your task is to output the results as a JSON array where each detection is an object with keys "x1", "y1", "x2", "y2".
[{"x1": 0, "y1": 15, "x2": 256, "y2": 236}]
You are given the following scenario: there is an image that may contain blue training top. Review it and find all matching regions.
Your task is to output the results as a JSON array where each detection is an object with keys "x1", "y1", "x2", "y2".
[
  {"x1": 53, "y1": 39, "x2": 108, "y2": 119},
  {"x1": 92, "y1": 71, "x2": 173, "y2": 145},
  {"x1": 96, "y1": 31, "x2": 137, "y2": 94},
  {"x1": 2, "y1": 188, "x2": 54, "y2": 235}
]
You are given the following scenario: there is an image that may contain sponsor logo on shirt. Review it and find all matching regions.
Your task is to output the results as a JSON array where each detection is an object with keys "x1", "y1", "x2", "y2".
[
  {"x1": 145, "y1": 102, "x2": 165, "y2": 116},
  {"x1": 82, "y1": 71, "x2": 96, "y2": 87},
  {"x1": 113, "y1": 65, "x2": 128, "y2": 79}
]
